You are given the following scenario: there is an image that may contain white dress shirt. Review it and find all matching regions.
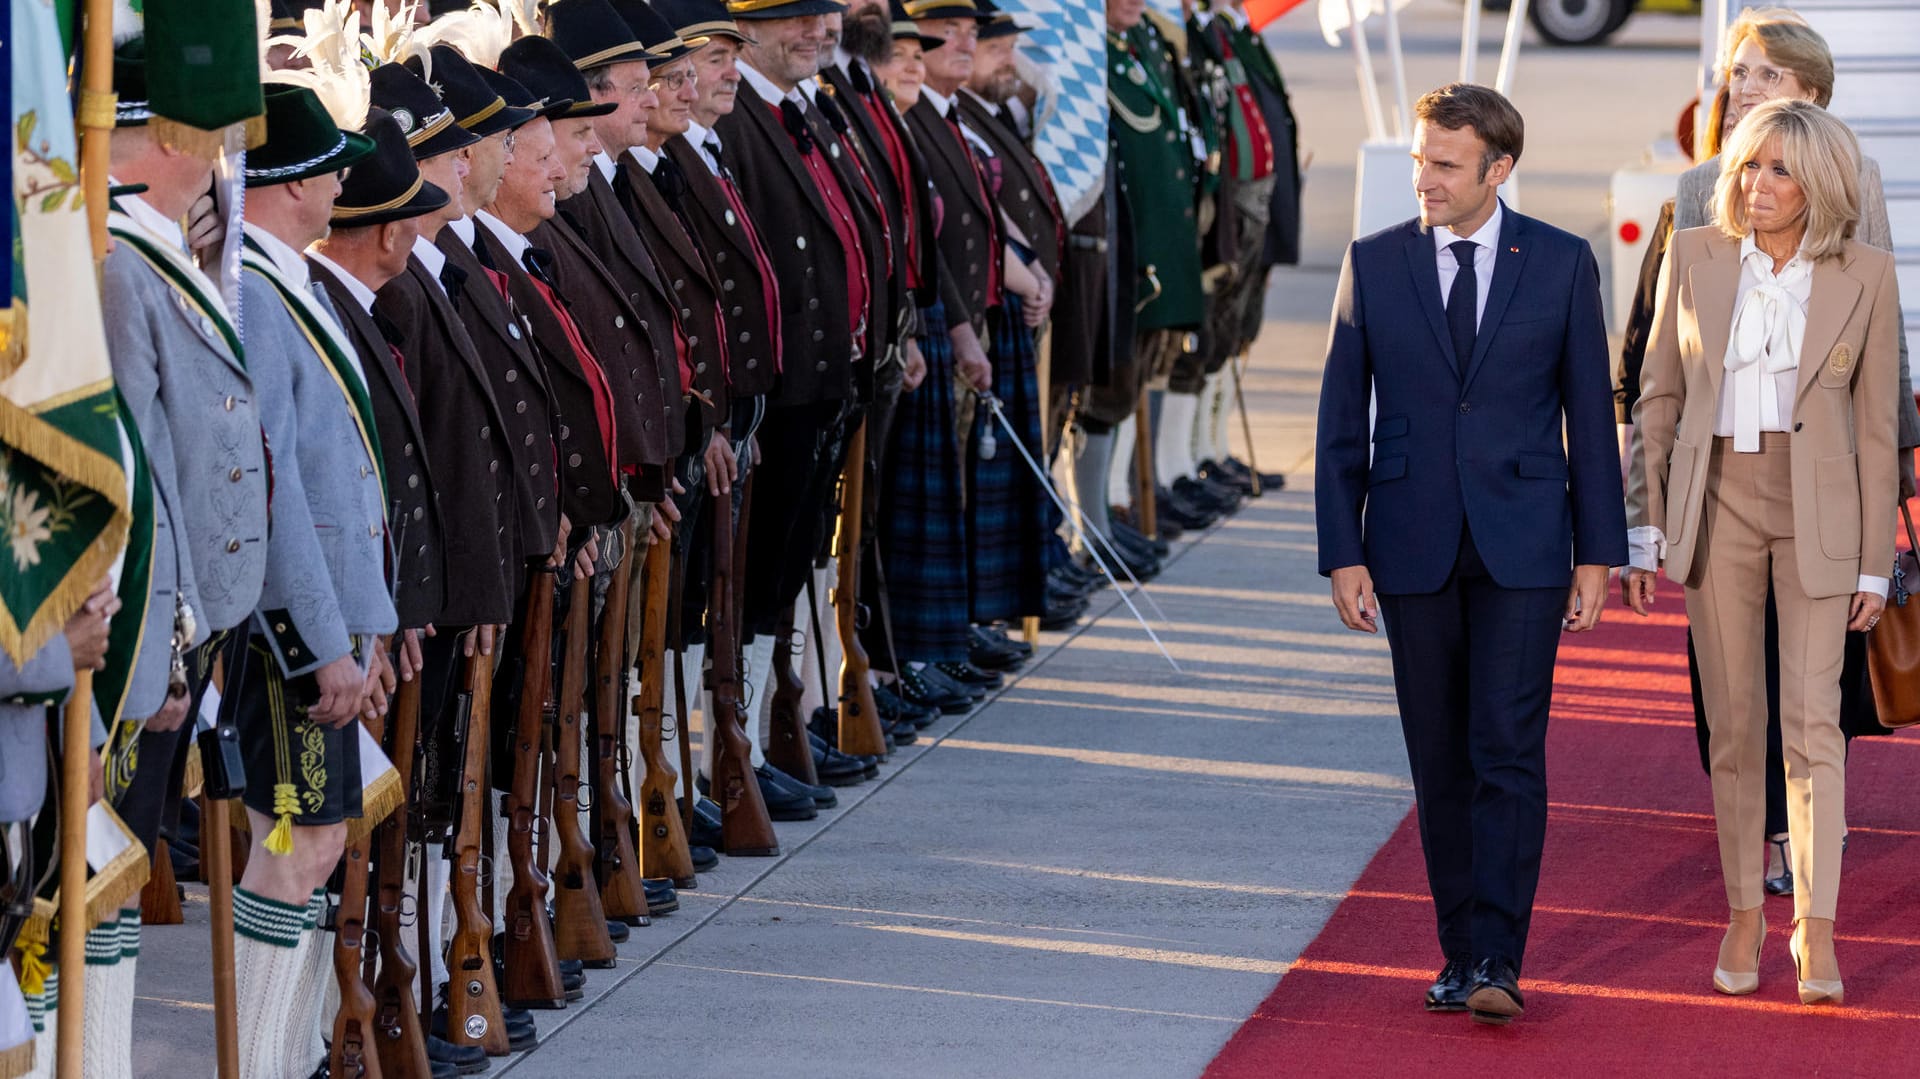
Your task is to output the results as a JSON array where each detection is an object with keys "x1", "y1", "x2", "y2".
[
  {"x1": 118, "y1": 188, "x2": 188, "y2": 253},
  {"x1": 411, "y1": 235, "x2": 449, "y2": 296},
  {"x1": 475, "y1": 210, "x2": 532, "y2": 263},
  {"x1": 446, "y1": 215, "x2": 477, "y2": 251},
  {"x1": 1433, "y1": 199, "x2": 1501, "y2": 330},
  {"x1": 306, "y1": 250, "x2": 378, "y2": 314},
  {"x1": 593, "y1": 150, "x2": 618, "y2": 185},
  {"x1": 627, "y1": 144, "x2": 660, "y2": 174},
  {"x1": 1717, "y1": 234, "x2": 1810, "y2": 451},
  {"x1": 684, "y1": 120, "x2": 722, "y2": 176},
  {"x1": 737, "y1": 60, "x2": 797, "y2": 109}
]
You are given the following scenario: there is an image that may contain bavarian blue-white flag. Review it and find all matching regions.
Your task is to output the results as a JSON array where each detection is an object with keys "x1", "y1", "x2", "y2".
[{"x1": 1001, "y1": 0, "x2": 1106, "y2": 221}]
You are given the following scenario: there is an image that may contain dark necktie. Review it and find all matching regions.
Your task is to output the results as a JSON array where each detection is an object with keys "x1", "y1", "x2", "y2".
[
  {"x1": 523, "y1": 247, "x2": 558, "y2": 289},
  {"x1": 815, "y1": 90, "x2": 850, "y2": 136},
  {"x1": 780, "y1": 98, "x2": 815, "y2": 155},
  {"x1": 653, "y1": 155, "x2": 689, "y2": 207},
  {"x1": 1445, "y1": 239, "x2": 1477, "y2": 372},
  {"x1": 703, "y1": 134, "x2": 730, "y2": 179},
  {"x1": 848, "y1": 62, "x2": 874, "y2": 96},
  {"x1": 438, "y1": 259, "x2": 468, "y2": 313},
  {"x1": 471, "y1": 229, "x2": 498, "y2": 271}
]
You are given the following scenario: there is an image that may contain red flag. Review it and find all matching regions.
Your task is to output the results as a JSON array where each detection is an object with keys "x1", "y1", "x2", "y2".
[{"x1": 1245, "y1": 0, "x2": 1311, "y2": 31}]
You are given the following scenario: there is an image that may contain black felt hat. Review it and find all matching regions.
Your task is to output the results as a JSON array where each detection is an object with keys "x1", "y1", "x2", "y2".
[
  {"x1": 500, "y1": 36, "x2": 620, "y2": 120},
  {"x1": 268, "y1": 0, "x2": 304, "y2": 33},
  {"x1": 544, "y1": 0, "x2": 657, "y2": 69},
  {"x1": 113, "y1": 36, "x2": 152, "y2": 127},
  {"x1": 888, "y1": 0, "x2": 946, "y2": 48},
  {"x1": 406, "y1": 46, "x2": 536, "y2": 137},
  {"x1": 244, "y1": 84, "x2": 377, "y2": 188},
  {"x1": 330, "y1": 108, "x2": 452, "y2": 228},
  {"x1": 653, "y1": 0, "x2": 754, "y2": 45},
  {"x1": 479, "y1": 68, "x2": 575, "y2": 122},
  {"x1": 369, "y1": 62, "x2": 480, "y2": 160},
  {"x1": 727, "y1": 0, "x2": 850, "y2": 22},
  {"x1": 610, "y1": 0, "x2": 705, "y2": 62}
]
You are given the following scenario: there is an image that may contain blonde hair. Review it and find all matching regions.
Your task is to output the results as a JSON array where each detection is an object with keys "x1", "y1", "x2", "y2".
[
  {"x1": 1723, "y1": 7, "x2": 1834, "y2": 108},
  {"x1": 1715, "y1": 98, "x2": 1860, "y2": 261},
  {"x1": 1702, "y1": 83, "x2": 1732, "y2": 161}
]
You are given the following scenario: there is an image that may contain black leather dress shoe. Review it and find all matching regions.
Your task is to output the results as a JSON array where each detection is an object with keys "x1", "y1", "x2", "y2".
[
  {"x1": 426, "y1": 1033, "x2": 489, "y2": 1075},
  {"x1": 1156, "y1": 486, "x2": 1217, "y2": 530},
  {"x1": 557, "y1": 959, "x2": 585, "y2": 1000},
  {"x1": 432, "y1": 1003, "x2": 535, "y2": 1052},
  {"x1": 698, "y1": 770, "x2": 818, "y2": 821},
  {"x1": 935, "y1": 660, "x2": 1003, "y2": 689},
  {"x1": 921, "y1": 663, "x2": 986, "y2": 701},
  {"x1": 807, "y1": 730, "x2": 874, "y2": 784},
  {"x1": 1424, "y1": 957, "x2": 1472, "y2": 1012},
  {"x1": 968, "y1": 626, "x2": 1027, "y2": 670},
  {"x1": 643, "y1": 877, "x2": 679, "y2": 916},
  {"x1": 1465, "y1": 957, "x2": 1524, "y2": 1024},
  {"x1": 896, "y1": 665, "x2": 973, "y2": 713},
  {"x1": 689, "y1": 844, "x2": 719, "y2": 872},
  {"x1": 881, "y1": 714, "x2": 919, "y2": 745},
  {"x1": 875, "y1": 682, "x2": 938, "y2": 729},
  {"x1": 763, "y1": 761, "x2": 838, "y2": 808},
  {"x1": 1196, "y1": 458, "x2": 1253, "y2": 495},
  {"x1": 432, "y1": 1059, "x2": 460, "y2": 1079},
  {"x1": 604, "y1": 918, "x2": 631, "y2": 943},
  {"x1": 688, "y1": 799, "x2": 723, "y2": 849},
  {"x1": 809, "y1": 729, "x2": 880, "y2": 779},
  {"x1": 1039, "y1": 592, "x2": 1087, "y2": 630},
  {"x1": 1111, "y1": 517, "x2": 1170, "y2": 559}
]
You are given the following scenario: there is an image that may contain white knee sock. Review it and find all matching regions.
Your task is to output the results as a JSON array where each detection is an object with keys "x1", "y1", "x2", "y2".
[
  {"x1": 79, "y1": 909, "x2": 138, "y2": 1079},
  {"x1": 742, "y1": 635, "x2": 775, "y2": 768},
  {"x1": 1155, "y1": 392, "x2": 1199, "y2": 484},
  {"x1": 282, "y1": 889, "x2": 333, "y2": 1078},
  {"x1": 424, "y1": 841, "x2": 450, "y2": 1006},
  {"x1": 1108, "y1": 415, "x2": 1136, "y2": 509},
  {"x1": 22, "y1": 967, "x2": 56, "y2": 1079},
  {"x1": 234, "y1": 887, "x2": 316, "y2": 1079}
]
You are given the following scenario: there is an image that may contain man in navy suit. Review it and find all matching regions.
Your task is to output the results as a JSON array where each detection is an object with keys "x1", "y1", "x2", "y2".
[{"x1": 1315, "y1": 84, "x2": 1626, "y2": 1024}]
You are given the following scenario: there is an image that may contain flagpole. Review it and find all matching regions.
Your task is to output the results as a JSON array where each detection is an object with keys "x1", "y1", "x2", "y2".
[{"x1": 58, "y1": 1, "x2": 117, "y2": 1073}]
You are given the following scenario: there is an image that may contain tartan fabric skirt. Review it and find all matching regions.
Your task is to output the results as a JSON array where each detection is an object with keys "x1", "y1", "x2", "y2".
[
  {"x1": 877, "y1": 301, "x2": 972, "y2": 663},
  {"x1": 969, "y1": 294, "x2": 1051, "y2": 624}
]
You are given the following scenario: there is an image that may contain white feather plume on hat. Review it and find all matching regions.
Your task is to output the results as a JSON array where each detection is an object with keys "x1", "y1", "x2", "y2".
[
  {"x1": 414, "y1": 1, "x2": 526, "y2": 70},
  {"x1": 265, "y1": 0, "x2": 373, "y2": 131}
]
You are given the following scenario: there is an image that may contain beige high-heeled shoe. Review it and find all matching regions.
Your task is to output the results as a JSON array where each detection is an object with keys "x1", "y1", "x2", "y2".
[
  {"x1": 1790, "y1": 919, "x2": 1845, "y2": 1005},
  {"x1": 1712, "y1": 910, "x2": 1765, "y2": 996}
]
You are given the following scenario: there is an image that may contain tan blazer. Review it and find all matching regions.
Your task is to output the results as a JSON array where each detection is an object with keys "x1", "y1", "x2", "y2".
[{"x1": 1627, "y1": 226, "x2": 1902, "y2": 598}]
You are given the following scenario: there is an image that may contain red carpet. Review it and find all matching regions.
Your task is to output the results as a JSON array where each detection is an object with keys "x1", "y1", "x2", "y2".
[{"x1": 1205, "y1": 587, "x2": 1920, "y2": 1078}]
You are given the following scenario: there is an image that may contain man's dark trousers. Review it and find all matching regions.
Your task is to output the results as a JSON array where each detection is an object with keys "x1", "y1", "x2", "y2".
[{"x1": 1378, "y1": 525, "x2": 1564, "y2": 968}]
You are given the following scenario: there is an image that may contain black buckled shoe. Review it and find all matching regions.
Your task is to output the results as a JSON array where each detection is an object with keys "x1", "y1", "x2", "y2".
[
  {"x1": 968, "y1": 626, "x2": 1027, "y2": 670},
  {"x1": 1465, "y1": 957, "x2": 1524, "y2": 1025},
  {"x1": 1424, "y1": 957, "x2": 1472, "y2": 1013},
  {"x1": 689, "y1": 844, "x2": 719, "y2": 872}
]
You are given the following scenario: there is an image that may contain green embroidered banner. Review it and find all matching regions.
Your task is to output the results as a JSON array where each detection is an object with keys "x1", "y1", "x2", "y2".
[{"x1": 1, "y1": 0, "x2": 131, "y2": 666}]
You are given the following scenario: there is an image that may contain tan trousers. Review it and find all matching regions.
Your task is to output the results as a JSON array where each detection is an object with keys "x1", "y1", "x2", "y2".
[{"x1": 1685, "y1": 434, "x2": 1850, "y2": 920}]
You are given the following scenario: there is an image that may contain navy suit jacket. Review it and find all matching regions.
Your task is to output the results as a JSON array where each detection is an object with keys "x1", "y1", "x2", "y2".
[{"x1": 1315, "y1": 205, "x2": 1627, "y2": 595}]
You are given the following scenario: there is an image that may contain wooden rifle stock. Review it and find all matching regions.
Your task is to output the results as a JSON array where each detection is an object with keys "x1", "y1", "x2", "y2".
[
  {"x1": 503, "y1": 571, "x2": 567, "y2": 1008},
  {"x1": 552, "y1": 576, "x2": 616, "y2": 966},
  {"x1": 834, "y1": 421, "x2": 887, "y2": 757},
  {"x1": 633, "y1": 538, "x2": 696, "y2": 883},
  {"x1": 371, "y1": 671, "x2": 430, "y2": 1078},
  {"x1": 593, "y1": 521, "x2": 651, "y2": 915},
  {"x1": 331, "y1": 717, "x2": 382, "y2": 1078},
  {"x1": 763, "y1": 600, "x2": 813, "y2": 783},
  {"x1": 446, "y1": 645, "x2": 508, "y2": 1055},
  {"x1": 707, "y1": 477, "x2": 780, "y2": 856}
]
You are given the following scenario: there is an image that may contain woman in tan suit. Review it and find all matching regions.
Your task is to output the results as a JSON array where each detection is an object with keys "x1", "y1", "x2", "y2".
[{"x1": 1624, "y1": 99, "x2": 1900, "y2": 1006}]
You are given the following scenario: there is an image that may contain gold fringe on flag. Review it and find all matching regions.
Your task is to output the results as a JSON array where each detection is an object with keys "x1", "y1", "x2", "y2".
[{"x1": 149, "y1": 116, "x2": 268, "y2": 162}]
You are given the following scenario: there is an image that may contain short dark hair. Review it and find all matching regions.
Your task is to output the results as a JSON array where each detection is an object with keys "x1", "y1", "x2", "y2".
[{"x1": 1414, "y1": 83, "x2": 1524, "y2": 181}]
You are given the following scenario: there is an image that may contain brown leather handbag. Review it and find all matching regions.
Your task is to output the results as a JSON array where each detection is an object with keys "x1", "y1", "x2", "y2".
[{"x1": 1866, "y1": 503, "x2": 1920, "y2": 729}]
